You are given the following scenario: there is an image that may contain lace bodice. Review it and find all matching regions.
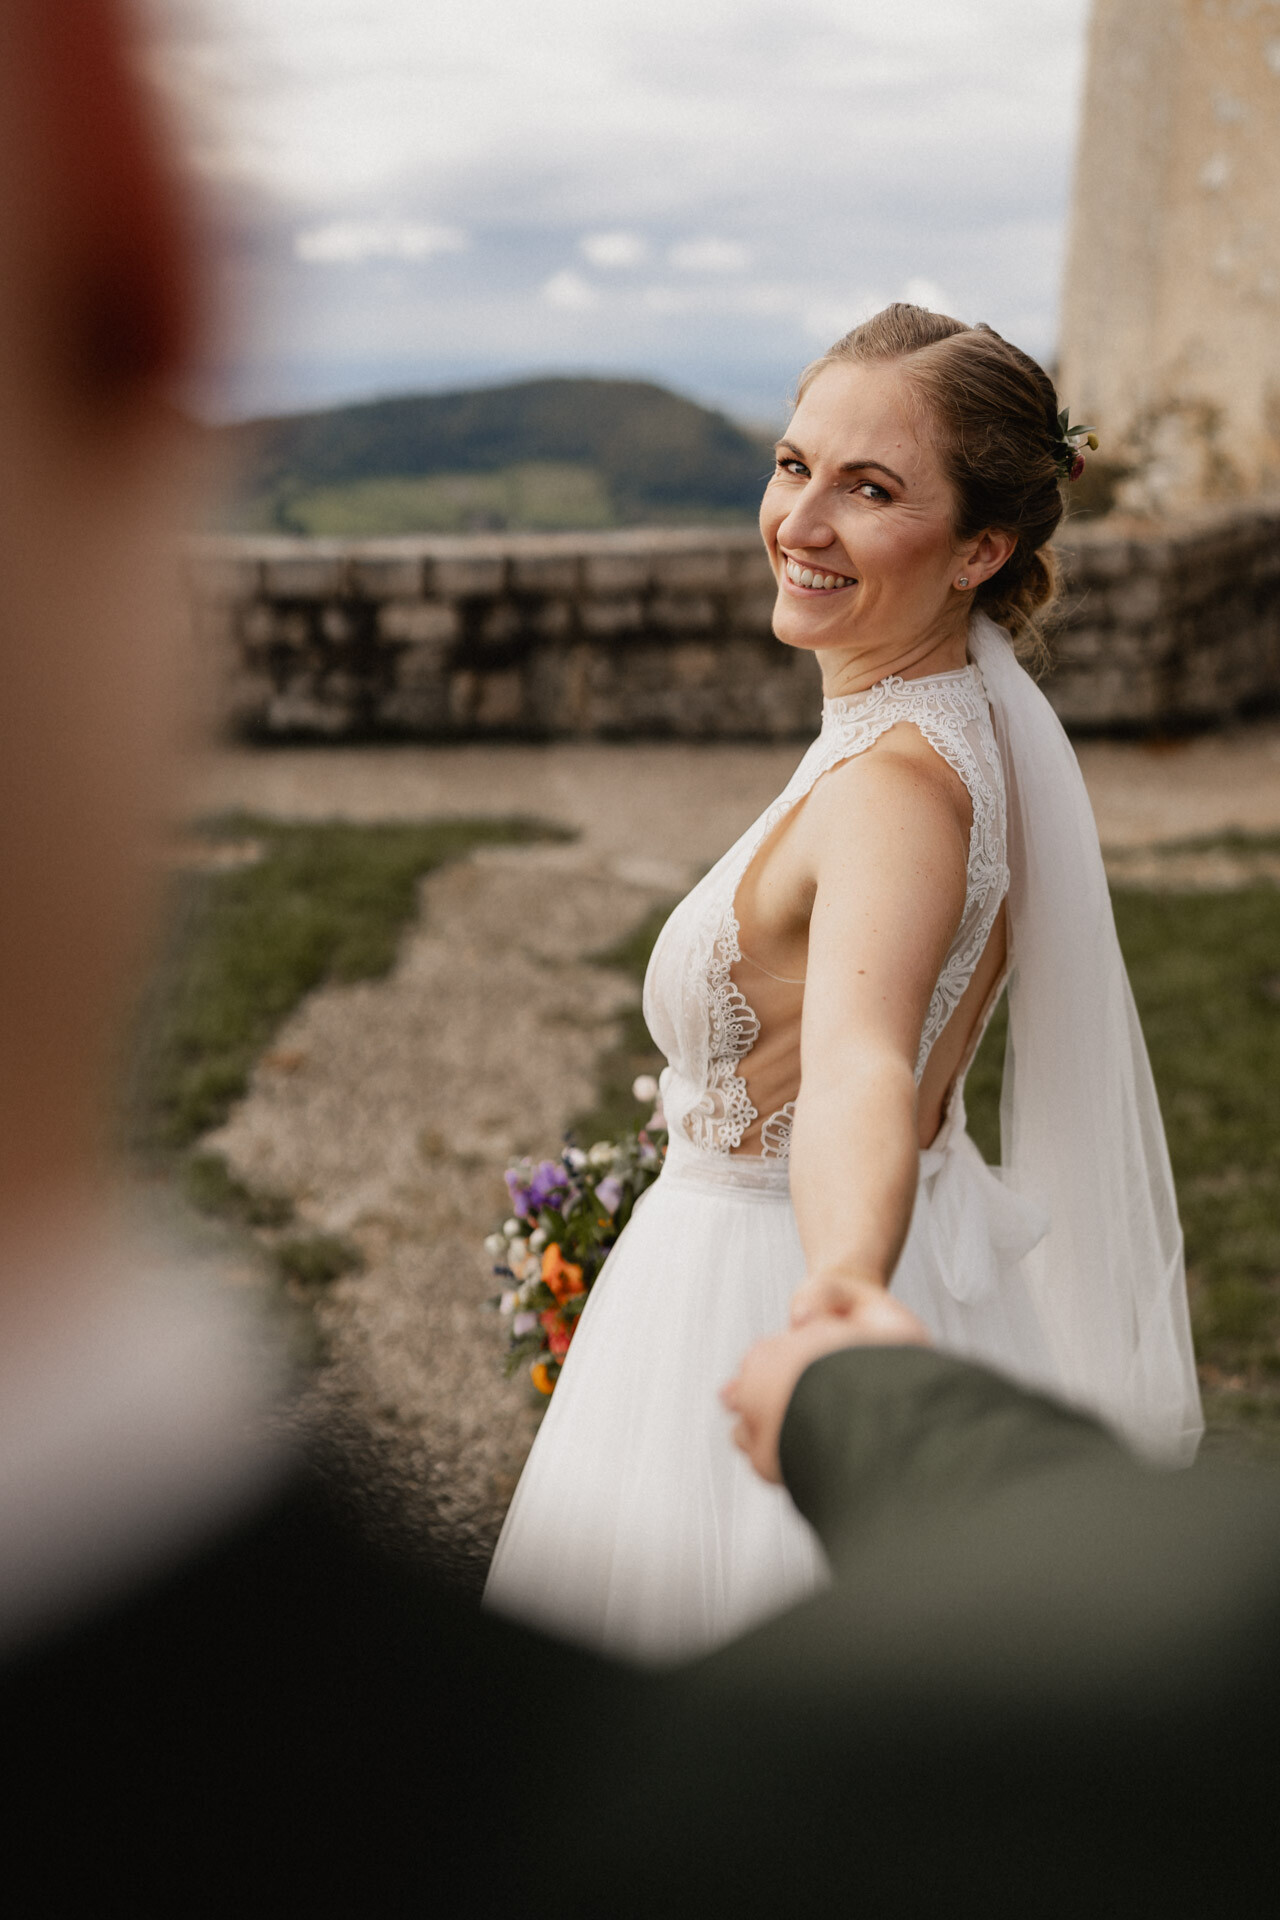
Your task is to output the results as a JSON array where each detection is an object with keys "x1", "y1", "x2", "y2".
[{"x1": 642, "y1": 664, "x2": 1009, "y2": 1160}]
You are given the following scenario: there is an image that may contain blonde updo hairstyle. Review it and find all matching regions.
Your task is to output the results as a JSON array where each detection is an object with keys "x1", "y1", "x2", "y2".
[{"x1": 798, "y1": 304, "x2": 1065, "y2": 661}]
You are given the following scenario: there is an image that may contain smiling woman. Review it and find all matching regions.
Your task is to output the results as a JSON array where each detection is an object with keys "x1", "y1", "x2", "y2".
[
  {"x1": 484, "y1": 302, "x2": 1203, "y2": 1665},
  {"x1": 764, "y1": 305, "x2": 1064, "y2": 681}
]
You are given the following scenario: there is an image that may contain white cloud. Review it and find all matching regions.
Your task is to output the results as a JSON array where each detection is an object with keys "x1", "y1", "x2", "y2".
[
  {"x1": 294, "y1": 218, "x2": 467, "y2": 264},
  {"x1": 639, "y1": 279, "x2": 799, "y2": 318},
  {"x1": 150, "y1": 0, "x2": 1093, "y2": 418},
  {"x1": 802, "y1": 295, "x2": 887, "y2": 343},
  {"x1": 900, "y1": 276, "x2": 956, "y2": 314},
  {"x1": 641, "y1": 285, "x2": 690, "y2": 314},
  {"x1": 155, "y1": 1, "x2": 1089, "y2": 217},
  {"x1": 541, "y1": 268, "x2": 599, "y2": 309},
  {"x1": 580, "y1": 230, "x2": 649, "y2": 269},
  {"x1": 802, "y1": 280, "x2": 962, "y2": 344},
  {"x1": 668, "y1": 237, "x2": 752, "y2": 274}
]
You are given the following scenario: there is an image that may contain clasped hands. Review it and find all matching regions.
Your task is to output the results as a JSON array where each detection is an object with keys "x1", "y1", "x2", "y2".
[{"x1": 721, "y1": 1272, "x2": 929, "y2": 1485}]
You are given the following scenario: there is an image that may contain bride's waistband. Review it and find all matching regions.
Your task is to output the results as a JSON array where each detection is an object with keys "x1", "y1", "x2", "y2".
[
  {"x1": 657, "y1": 1111, "x2": 980, "y2": 1202},
  {"x1": 658, "y1": 1139, "x2": 792, "y2": 1197}
]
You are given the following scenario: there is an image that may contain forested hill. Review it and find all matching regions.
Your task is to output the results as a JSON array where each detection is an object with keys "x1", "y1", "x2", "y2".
[{"x1": 220, "y1": 377, "x2": 775, "y2": 535}]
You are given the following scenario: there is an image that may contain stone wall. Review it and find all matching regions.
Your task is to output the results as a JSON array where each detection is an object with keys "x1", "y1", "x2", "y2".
[
  {"x1": 189, "y1": 504, "x2": 1280, "y2": 741},
  {"x1": 1051, "y1": 501, "x2": 1280, "y2": 727}
]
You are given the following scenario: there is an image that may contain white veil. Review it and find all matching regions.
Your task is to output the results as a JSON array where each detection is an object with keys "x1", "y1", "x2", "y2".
[{"x1": 968, "y1": 612, "x2": 1203, "y2": 1465}]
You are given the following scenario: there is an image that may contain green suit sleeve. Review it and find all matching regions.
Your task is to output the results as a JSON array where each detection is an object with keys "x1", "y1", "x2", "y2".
[{"x1": 778, "y1": 1345, "x2": 1130, "y2": 1570}]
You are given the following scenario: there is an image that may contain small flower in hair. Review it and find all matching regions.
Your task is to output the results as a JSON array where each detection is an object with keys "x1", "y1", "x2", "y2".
[{"x1": 1053, "y1": 406, "x2": 1099, "y2": 482}]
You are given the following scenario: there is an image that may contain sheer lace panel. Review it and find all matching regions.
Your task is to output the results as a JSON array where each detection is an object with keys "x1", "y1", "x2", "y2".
[
  {"x1": 760, "y1": 1102, "x2": 796, "y2": 1158},
  {"x1": 682, "y1": 911, "x2": 761, "y2": 1153}
]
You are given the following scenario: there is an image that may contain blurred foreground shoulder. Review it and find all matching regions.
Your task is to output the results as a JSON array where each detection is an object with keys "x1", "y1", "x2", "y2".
[{"x1": 0, "y1": 1466, "x2": 633, "y2": 1915}]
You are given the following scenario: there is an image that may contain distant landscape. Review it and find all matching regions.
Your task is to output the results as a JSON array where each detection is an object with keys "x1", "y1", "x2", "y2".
[{"x1": 218, "y1": 376, "x2": 776, "y2": 536}]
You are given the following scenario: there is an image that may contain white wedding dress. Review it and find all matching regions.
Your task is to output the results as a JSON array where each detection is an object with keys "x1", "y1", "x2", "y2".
[{"x1": 485, "y1": 618, "x2": 1203, "y2": 1664}]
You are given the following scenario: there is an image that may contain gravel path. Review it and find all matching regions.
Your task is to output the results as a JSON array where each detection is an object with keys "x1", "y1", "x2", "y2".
[
  {"x1": 186, "y1": 720, "x2": 1280, "y2": 1584},
  {"x1": 203, "y1": 839, "x2": 669, "y2": 1588}
]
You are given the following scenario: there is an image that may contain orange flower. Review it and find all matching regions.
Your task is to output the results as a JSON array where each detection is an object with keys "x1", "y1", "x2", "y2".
[
  {"x1": 530, "y1": 1360, "x2": 556, "y2": 1396},
  {"x1": 540, "y1": 1306, "x2": 574, "y2": 1363},
  {"x1": 541, "y1": 1243, "x2": 585, "y2": 1303}
]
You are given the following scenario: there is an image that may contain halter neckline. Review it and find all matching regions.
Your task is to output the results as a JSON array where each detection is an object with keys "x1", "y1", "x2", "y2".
[{"x1": 822, "y1": 662, "x2": 981, "y2": 715}]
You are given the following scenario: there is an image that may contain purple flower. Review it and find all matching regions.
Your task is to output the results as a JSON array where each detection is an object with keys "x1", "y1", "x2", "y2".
[
  {"x1": 595, "y1": 1175, "x2": 623, "y2": 1215},
  {"x1": 513, "y1": 1310, "x2": 538, "y2": 1337},
  {"x1": 527, "y1": 1159, "x2": 569, "y2": 1212},
  {"x1": 504, "y1": 1168, "x2": 533, "y2": 1218}
]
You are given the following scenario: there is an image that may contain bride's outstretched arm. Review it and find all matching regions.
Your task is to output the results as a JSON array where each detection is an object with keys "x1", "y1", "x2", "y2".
[{"x1": 787, "y1": 741, "x2": 969, "y2": 1321}]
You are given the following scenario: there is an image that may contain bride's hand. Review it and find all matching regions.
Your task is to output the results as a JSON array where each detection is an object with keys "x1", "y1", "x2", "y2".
[
  {"x1": 723, "y1": 1292, "x2": 930, "y2": 1485},
  {"x1": 791, "y1": 1268, "x2": 895, "y2": 1326}
]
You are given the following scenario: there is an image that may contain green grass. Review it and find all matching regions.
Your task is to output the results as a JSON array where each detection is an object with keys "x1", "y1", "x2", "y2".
[
  {"x1": 1110, "y1": 883, "x2": 1280, "y2": 1455},
  {"x1": 223, "y1": 461, "x2": 764, "y2": 538},
  {"x1": 237, "y1": 462, "x2": 619, "y2": 537},
  {"x1": 967, "y1": 884, "x2": 1280, "y2": 1454},
  {"x1": 125, "y1": 813, "x2": 563, "y2": 1363},
  {"x1": 961, "y1": 1000, "x2": 1007, "y2": 1166},
  {"x1": 182, "y1": 1148, "x2": 292, "y2": 1227},
  {"x1": 971, "y1": 886, "x2": 1280, "y2": 1450},
  {"x1": 125, "y1": 813, "x2": 562, "y2": 1154},
  {"x1": 274, "y1": 1232, "x2": 365, "y2": 1288},
  {"x1": 577, "y1": 861, "x2": 1280, "y2": 1456}
]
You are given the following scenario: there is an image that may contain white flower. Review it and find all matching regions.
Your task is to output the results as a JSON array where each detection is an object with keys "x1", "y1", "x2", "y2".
[
  {"x1": 564, "y1": 1147, "x2": 587, "y2": 1171},
  {"x1": 499, "y1": 1290, "x2": 518, "y2": 1316},
  {"x1": 588, "y1": 1141, "x2": 615, "y2": 1168},
  {"x1": 503, "y1": 1217, "x2": 522, "y2": 1239},
  {"x1": 529, "y1": 1228, "x2": 547, "y2": 1253},
  {"x1": 632, "y1": 1074, "x2": 659, "y2": 1104},
  {"x1": 508, "y1": 1237, "x2": 528, "y2": 1263},
  {"x1": 484, "y1": 1232, "x2": 508, "y2": 1259},
  {"x1": 513, "y1": 1310, "x2": 538, "y2": 1337}
]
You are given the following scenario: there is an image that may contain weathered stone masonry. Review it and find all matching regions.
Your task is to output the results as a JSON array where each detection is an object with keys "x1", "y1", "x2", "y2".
[
  {"x1": 189, "y1": 504, "x2": 1280, "y2": 741},
  {"x1": 1060, "y1": 0, "x2": 1280, "y2": 514}
]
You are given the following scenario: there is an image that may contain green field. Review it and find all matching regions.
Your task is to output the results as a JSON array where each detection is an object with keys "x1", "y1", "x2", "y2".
[
  {"x1": 233, "y1": 462, "x2": 620, "y2": 537},
  {"x1": 124, "y1": 814, "x2": 561, "y2": 1341},
  {"x1": 126, "y1": 814, "x2": 561, "y2": 1153}
]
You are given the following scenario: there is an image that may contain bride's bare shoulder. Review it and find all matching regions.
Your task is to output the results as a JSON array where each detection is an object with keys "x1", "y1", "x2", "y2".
[
  {"x1": 795, "y1": 731, "x2": 972, "y2": 963},
  {"x1": 802, "y1": 723, "x2": 973, "y2": 859}
]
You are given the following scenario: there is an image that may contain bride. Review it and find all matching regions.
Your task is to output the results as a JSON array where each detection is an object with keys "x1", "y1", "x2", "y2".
[{"x1": 485, "y1": 303, "x2": 1203, "y2": 1663}]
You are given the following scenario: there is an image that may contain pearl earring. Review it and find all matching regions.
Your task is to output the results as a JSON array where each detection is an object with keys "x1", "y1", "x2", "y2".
[{"x1": 956, "y1": 575, "x2": 970, "y2": 588}]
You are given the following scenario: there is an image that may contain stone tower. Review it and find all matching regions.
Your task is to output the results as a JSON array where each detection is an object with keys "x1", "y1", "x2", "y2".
[{"x1": 1059, "y1": 0, "x2": 1280, "y2": 512}]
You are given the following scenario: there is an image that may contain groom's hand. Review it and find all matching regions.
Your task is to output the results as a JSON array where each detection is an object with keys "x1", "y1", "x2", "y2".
[{"x1": 722, "y1": 1287, "x2": 930, "y2": 1484}]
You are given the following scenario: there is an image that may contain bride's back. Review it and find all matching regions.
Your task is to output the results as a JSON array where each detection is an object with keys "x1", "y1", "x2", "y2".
[
  {"x1": 730, "y1": 717, "x2": 1009, "y2": 1154},
  {"x1": 644, "y1": 667, "x2": 1010, "y2": 1167}
]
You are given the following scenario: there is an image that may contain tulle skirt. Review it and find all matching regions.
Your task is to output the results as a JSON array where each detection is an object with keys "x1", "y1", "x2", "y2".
[{"x1": 483, "y1": 1119, "x2": 1054, "y2": 1664}]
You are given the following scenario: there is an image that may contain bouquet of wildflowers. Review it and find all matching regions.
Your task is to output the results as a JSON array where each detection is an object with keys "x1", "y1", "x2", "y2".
[{"x1": 486, "y1": 1077, "x2": 666, "y2": 1395}]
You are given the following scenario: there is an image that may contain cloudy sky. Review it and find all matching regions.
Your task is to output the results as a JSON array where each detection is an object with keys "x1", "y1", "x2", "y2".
[{"x1": 150, "y1": 0, "x2": 1092, "y2": 426}]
